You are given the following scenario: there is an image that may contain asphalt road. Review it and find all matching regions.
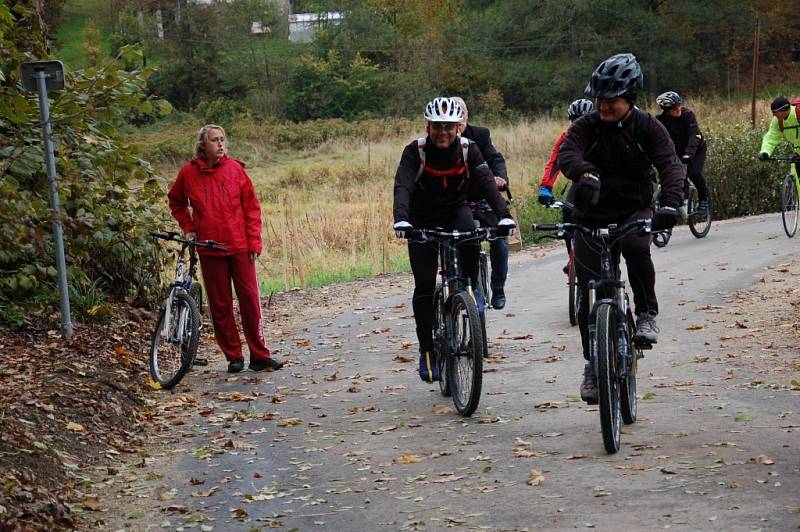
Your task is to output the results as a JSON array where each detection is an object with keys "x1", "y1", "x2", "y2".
[{"x1": 110, "y1": 214, "x2": 800, "y2": 531}]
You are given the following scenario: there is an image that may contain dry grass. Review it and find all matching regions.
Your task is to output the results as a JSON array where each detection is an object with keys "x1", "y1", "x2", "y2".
[{"x1": 146, "y1": 98, "x2": 778, "y2": 292}]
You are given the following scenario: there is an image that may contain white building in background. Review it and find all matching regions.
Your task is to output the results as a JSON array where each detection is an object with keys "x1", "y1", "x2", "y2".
[{"x1": 288, "y1": 12, "x2": 344, "y2": 43}]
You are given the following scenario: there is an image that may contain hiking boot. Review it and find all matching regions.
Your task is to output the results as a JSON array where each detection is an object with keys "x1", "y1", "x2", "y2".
[
  {"x1": 227, "y1": 358, "x2": 245, "y2": 373},
  {"x1": 580, "y1": 363, "x2": 598, "y2": 405},
  {"x1": 418, "y1": 350, "x2": 440, "y2": 383},
  {"x1": 695, "y1": 200, "x2": 709, "y2": 215},
  {"x1": 491, "y1": 287, "x2": 506, "y2": 310},
  {"x1": 249, "y1": 357, "x2": 284, "y2": 372},
  {"x1": 634, "y1": 311, "x2": 659, "y2": 345},
  {"x1": 562, "y1": 263, "x2": 570, "y2": 275},
  {"x1": 193, "y1": 357, "x2": 209, "y2": 367}
]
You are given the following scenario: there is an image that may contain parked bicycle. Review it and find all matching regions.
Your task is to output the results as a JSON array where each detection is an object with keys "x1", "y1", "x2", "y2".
[
  {"x1": 404, "y1": 227, "x2": 495, "y2": 416},
  {"x1": 148, "y1": 231, "x2": 225, "y2": 389},
  {"x1": 768, "y1": 155, "x2": 800, "y2": 237},
  {"x1": 652, "y1": 168, "x2": 712, "y2": 247},
  {"x1": 533, "y1": 218, "x2": 652, "y2": 453}
]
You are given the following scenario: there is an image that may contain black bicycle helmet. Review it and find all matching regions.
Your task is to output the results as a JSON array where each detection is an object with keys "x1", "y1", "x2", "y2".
[
  {"x1": 656, "y1": 91, "x2": 682, "y2": 109},
  {"x1": 567, "y1": 98, "x2": 594, "y2": 119},
  {"x1": 585, "y1": 53, "x2": 643, "y2": 101}
]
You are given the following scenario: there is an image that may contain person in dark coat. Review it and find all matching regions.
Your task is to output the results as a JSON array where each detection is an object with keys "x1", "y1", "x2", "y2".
[
  {"x1": 453, "y1": 96, "x2": 511, "y2": 309},
  {"x1": 655, "y1": 91, "x2": 710, "y2": 212},
  {"x1": 557, "y1": 53, "x2": 683, "y2": 404}
]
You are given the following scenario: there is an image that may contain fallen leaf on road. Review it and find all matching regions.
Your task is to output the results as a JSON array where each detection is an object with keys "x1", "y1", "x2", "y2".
[
  {"x1": 686, "y1": 324, "x2": 705, "y2": 331},
  {"x1": 432, "y1": 404, "x2": 454, "y2": 414},
  {"x1": 396, "y1": 453, "x2": 425, "y2": 464},
  {"x1": 433, "y1": 474, "x2": 464, "y2": 483},
  {"x1": 527, "y1": 469, "x2": 545, "y2": 486},
  {"x1": 277, "y1": 418, "x2": 303, "y2": 427}
]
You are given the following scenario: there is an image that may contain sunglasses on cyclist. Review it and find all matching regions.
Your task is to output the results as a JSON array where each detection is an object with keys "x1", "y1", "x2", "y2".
[{"x1": 430, "y1": 122, "x2": 458, "y2": 131}]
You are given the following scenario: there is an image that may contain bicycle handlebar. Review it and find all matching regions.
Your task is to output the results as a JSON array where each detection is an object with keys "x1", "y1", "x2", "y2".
[
  {"x1": 149, "y1": 231, "x2": 228, "y2": 251},
  {"x1": 404, "y1": 227, "x2": 498, "y2": 243},
  {"x1": 532, "y1": 218, "x2": 651, "y2": 239},
  {"x1": 766, "y1": 155, "x2": 800, "y2": 163}
]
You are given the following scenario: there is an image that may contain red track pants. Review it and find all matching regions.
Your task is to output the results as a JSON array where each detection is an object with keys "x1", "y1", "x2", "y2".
[{"x1": 198, "y1": 253, "x2": 270, "y2": 362}]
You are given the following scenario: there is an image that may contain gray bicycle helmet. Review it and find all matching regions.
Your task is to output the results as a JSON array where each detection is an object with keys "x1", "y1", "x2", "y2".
[
  {"x1": 585, "y1": 53, "x2": 643, "y2": 101},
  {"x1": 567, "y1": 98, "x2": 594, "y2": 119},
  {"x1": 656, "y1": 91, "x2": 682, "y2": 109}
]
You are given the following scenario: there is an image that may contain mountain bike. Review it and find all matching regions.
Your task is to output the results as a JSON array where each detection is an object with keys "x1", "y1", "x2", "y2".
[
  {"x1": 532, "y1": 218, "x2": 651, "y2": 453},
  {"x1": 148, "y1": 231, "x2": 225, "y2": 389},
  {"x1": 405, "y1": 227, "x2": 494, "y2": 416},
  {"x1": 652, "y1": 170, "x2": 712, "y2": 247},
  {"x1": 768, "y1": 155, "x2": 800, "y2": 237}
]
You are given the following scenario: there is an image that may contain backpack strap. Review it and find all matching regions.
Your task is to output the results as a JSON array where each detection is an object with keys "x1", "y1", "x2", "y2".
[
  {"x1": 459, "y1": 136, "x2": 471, "y2": 181},
  {"x1": 416, "y1": 137, "x2": 426, "y2": 179}
]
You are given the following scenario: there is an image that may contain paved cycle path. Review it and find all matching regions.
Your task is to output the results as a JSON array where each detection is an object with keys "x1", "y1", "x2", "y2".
[{"x1": 108, "y1": 214, "x2": 799, "y2": 531}]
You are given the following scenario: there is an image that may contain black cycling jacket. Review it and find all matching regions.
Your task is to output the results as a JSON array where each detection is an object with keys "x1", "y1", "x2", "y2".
[
  {"x1": 656, "y1": 107, "x2": 705, "y2": 159},
  {"x1": 393, "y1": 136, "x2": 511, "y2": 226},
  {"x1": 558, "y1": 108, "x2": 684, "y2": 225}
]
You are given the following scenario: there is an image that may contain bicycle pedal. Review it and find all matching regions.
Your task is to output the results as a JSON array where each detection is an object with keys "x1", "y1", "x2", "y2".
[{"x1": 634, "y1": 341, "x2": 654, "y2": 350}]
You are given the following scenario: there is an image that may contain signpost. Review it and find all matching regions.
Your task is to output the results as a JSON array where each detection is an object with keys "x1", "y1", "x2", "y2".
[{"x1": 20, "y1": 60, "x2": 73, "y2": 339}]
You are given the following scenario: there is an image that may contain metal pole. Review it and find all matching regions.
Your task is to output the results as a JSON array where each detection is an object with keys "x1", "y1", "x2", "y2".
[
  {"x1": 34, "y1": 68, "x2": 73, "y2": 339},
  {"x1": 750, "y1": 15, "x2": 760, "y2": 129}
]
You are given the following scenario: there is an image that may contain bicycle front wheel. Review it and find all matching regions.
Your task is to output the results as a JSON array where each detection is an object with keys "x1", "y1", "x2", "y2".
[
  {"x1": 477, "y1": 252, "x2": 490, "y2": 357},
  {"x1": 150, "y1": 290, "x2": 200, "y2": 389},
  {"x1": 595, "y1": 303, "x2": 621, "y2": 454},
  {"x1": 568, "y1": 251, "x2": 578, "y2": 326},
  {"x1": 781, "y1": 174, "x2": 799, "y2": 238},
  {"x1": 433, "y1": 287, "x2": 450, "y2": 397},
  {"x1": 687, "y1": 186, "x2": 712, "y2": 238},
  {"x1": 447, "y1": 291, "x2": 484, "y2": 417},
  {"x1": 189, "y1": 282, "x2": 204, "y2": 318}
]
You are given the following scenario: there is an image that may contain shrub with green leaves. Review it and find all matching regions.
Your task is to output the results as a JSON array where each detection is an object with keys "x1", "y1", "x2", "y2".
[{"x1": 0, "y1": 3, "x2": 172, "y2": 329}]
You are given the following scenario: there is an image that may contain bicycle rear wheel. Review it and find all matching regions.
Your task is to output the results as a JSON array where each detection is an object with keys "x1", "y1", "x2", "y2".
[
  {"x1": 620, "y1": 306, "x2": 639, "y2": 425},
  {"x1": 433, "y1": 287, "x2": 450, "y2": 397},
  {"x1": 595, "y1": 303, "x2": 621, "y2": 453},
  {"x1": 568, "y1": 250, "x2": 578, "y2": 326},
  {"x1": 781, "y1": 174, "x2": 799, "y2": 238},
  {"x1": 687, "y1": 186, "x2": 712, "y2": 238},
  {"x1": 447, "y1": 291, "x2": 484, "y2": 417},
  {"x1": 652, "y1": 229, "x2": 671, "y2": 248},
  {"x1": 150, "y1": 290, "x2": 200, "y2": 389}
]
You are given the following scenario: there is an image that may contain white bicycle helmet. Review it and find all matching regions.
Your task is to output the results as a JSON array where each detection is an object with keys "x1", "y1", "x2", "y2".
[
  {"x1": 424, "y1": 97, "x2": 464, "y2": 122},
  {"x1": 568, "y1": 98, "x2": 594, "y2": 119},
  {"x1": 656, "y1": 91, "x2": 682, "y2": 109}
]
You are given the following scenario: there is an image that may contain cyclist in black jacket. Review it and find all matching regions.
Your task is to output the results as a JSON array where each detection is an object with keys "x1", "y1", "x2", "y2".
[
  {"x1": 656, "y1": 91, "x2": 710, "y2": 213},
  {"x1": 393, "y1": 97, "x2": 516, "y2": 384},
  {"x1": 453, "y1": 96, "x2": 511, "y2": 309},
  {"x1": 558, "y1": 53, "x2": 683, "y2": 403}
]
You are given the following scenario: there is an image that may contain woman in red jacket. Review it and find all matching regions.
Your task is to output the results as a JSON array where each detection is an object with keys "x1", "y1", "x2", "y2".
[{"x1": 168, "y1": 124, "x2": 283, "y2": 373}]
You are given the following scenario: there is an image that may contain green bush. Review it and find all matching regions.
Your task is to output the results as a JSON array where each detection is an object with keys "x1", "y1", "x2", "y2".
[{"x1": 704, "y1": 121, "x2": 783, "y2": 219}]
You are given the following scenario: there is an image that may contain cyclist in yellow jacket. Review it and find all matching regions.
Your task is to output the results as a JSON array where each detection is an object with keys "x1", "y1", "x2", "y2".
[{"x1": 759, "y1": 97, "x2": 800, "y2": 177}]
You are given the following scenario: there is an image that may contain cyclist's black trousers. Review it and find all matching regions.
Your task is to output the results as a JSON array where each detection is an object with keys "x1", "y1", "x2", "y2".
[
  {"x1": 408, "y1": 205, "x2": 479, "y2": 353},
  {"x1": 687, "y1": 144, "x2": 709, "y2": 202},
  {"x1": 574, "y1": 207, "x2": 657, "y2": 361}
]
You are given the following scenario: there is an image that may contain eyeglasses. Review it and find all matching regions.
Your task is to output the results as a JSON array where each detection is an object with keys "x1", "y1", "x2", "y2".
[{"x1": 430, "y1": 122, "x2": 458, "y2": 131}]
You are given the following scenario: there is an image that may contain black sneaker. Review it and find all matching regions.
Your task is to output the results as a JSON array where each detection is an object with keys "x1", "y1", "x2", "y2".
[
  {"x1": 580, "y1": 363, "x2": 598, "y2": 405},
  {"x1": 193, "y1": 357, "x2": 209, "y2": 367},
  {"x1": 249, "y1": 357, "x2": 284, "y2": 372},
  {"x1": 633, "y1": 311, "x2": 659, "y2": 345},
  {"x1": 490, "y1": 288, "x2": 506, "y2": 310},
  {"x1": 227, "y1": 358, "x2": 245, "y2": 373}
]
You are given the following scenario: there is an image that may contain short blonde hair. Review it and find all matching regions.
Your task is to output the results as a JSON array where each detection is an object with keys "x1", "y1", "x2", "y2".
[{"x1": 194, "y1": 124, "x2": 226, "y2": 160}]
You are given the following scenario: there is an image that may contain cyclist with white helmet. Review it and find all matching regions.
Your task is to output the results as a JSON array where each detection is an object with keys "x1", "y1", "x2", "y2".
[
  {"x1": 656, "y1": 91, "x2": 710, "y2": 213},
  {"x1": 557, "y1": 53, "x2": 684, "y2": 404},
  {"x1": 393, "y1": 97, "x2": 516, "y2": 383}
]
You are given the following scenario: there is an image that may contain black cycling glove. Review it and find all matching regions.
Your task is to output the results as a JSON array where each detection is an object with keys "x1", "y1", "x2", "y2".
[
  {"x1": 573, "y1": 173, "x2": 601, "y2": 212},
  {"x1": 652, "y1": 206, "x2": 680, "y2": 231}
]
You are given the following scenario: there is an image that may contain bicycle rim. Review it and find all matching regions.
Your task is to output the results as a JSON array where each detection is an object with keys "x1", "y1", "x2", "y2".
[
  {"x1": 687, "y1": 187, "x2": 712, "y2": 238},
  {"x1": 620, "y1": 308, "x2": 639, "y2": 424},
  {"x1": 568, "y1": 253, "x2": 577, "y2": 326},
  {"x1": 781, "y1": 175, "x2": 799, "y2": 238},
  {"x1": 596, "y1": 303, "x2": 621, "y2": 453},
  {"x1": 149, "y1": 291, "x2": 200, "y2": 389},
  {"x1": 433, "y1": 289, "x2": 450, "y2": 397},
  {"x1": 447, "y1": 291, "x2": 484, "y2": 417}
]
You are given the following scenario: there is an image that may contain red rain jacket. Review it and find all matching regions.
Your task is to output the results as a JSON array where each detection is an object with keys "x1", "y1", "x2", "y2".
[{"x1": 168, "y1": 156, "x2": 263, "y2": 256}]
